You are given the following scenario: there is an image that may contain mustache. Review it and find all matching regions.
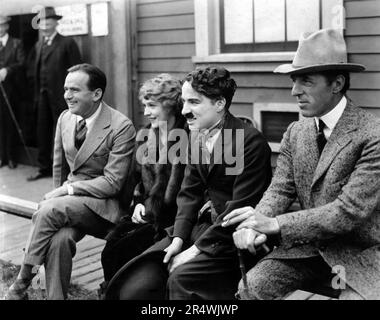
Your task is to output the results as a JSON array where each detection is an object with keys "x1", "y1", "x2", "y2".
[{"x1": 184, "y1": 112, "x2": 195, "y2": 119}]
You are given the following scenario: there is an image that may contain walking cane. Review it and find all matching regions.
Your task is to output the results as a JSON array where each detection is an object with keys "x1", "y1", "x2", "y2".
[
  {"x1": 237, "y1": 244, "x2": 270, "y2": 298},
  {"x1": 0, "y1": 81, "x2": 36, "y2": 167}
]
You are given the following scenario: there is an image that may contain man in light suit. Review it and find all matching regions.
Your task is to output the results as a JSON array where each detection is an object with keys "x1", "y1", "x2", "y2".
[
  {"x1": 104, "y1": 66, "x2": 272, "y2": 300},
  {"x1": 5, "y1": 63, "x2": 136, "y2": 300},
  {"x1": 28, "y1": 7, "x2": 82, "y2": 181},
  {"x1": 223, "y1": 29, "x2": 380, "y2": 300},
  {"x1": 0, "y1": 15, "x2": 25, "y2": 169}
]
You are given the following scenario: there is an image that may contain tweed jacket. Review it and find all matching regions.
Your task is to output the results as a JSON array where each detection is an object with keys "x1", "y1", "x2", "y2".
[
  {"x1": 171, "y1": 112, "x2": 273, "y2": 257},
  {"x1": 255, "y1": 100, "x2": 380, "y2": 299},
  {"x1": 53, "y1": 103, "x2": 136, "y2": 224},
  {"x1": 34, "y1": 33, "x2": 82, "y2": 117}
]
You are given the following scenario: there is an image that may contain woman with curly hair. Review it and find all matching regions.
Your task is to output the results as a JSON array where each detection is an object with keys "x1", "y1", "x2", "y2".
[{"x1": 99, "y1": 74, "x2": 187, "y2": 294}]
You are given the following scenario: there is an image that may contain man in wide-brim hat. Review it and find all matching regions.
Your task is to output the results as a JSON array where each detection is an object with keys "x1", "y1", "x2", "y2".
[{"x1": 223, "y1": 28, "x2": 380, "y2": 300}]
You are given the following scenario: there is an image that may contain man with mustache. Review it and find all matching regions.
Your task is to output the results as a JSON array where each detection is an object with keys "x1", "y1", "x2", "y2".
[
  {"x1": 223, "y1": 29, "x2": 380, "y2": 300},
  {"x1": 105, "y1": 66, "x2": 272, "y2": 300}
]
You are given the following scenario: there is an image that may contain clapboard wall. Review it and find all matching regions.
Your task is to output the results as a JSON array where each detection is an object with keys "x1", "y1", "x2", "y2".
[
  {"x1": 136, "y1": 0, "x2": 196, "y2": 127},
  {"x1": 345, "y1": 0, "x2": 380, "y2": 117},
  {"x1": 134, "y1": 0, "x2": 380, "y2": 126}
]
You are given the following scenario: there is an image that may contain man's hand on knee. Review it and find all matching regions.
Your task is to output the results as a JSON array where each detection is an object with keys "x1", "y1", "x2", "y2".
[
  {"x1": 167, "y1": 245, "x2": 201, "y2": 274},
  {"x1": 163, "y1": 237, "x2": 183, "y2": 264},
  {"x1": 233, "y1": 228, "x2": 267, "y2": 255},
  {"x1": 43, "y1": 186, "x2": 68, "y2": 201}
]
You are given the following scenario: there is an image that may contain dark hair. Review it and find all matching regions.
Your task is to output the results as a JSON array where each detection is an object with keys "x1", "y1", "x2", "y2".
[
  {"x1": 67, "y1": 63, "x2": 107, "y2": 98},
  {"x1": 184, "y1": 66, "x2": 237, "y2": 110},
  {"x1": 321, "y1": 70, "x2": 350, "y2": 94},
  {"x1": 139, "y1": 73, "x2": 183, "y2": 116}
]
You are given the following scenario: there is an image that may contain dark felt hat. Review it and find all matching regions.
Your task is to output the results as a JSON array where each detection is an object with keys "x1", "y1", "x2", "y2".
[
  {"x1": 36, "y1": 7, "x2": 62, "y2": 21},
  {"x1": 104, "y1": 250, "x2": 168, "y2": 300}
]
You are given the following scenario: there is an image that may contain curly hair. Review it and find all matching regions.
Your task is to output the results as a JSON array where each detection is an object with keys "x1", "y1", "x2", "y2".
[
  {"x1": 139, "y1": 73, "x2": 183, "y2": 116},
  {"x1": 184, "y1": 66, "x2": 237, "y2": 109}
]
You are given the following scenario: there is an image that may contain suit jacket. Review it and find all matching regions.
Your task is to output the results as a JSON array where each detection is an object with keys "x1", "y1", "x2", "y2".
[
  {"x1": 171, "y1": 112, "x2": 273, "y2": 257},
  {"x1": 256, "y1": 100, "x2": 380, "y2": 299},
  {"x1": 53, "y1": 102, "x2": 136, "y2": 224},
  {"x1": 35, "y1": 33, "x2": 82, "y2": 117},
  {"x1": 0, "y1": 36, "x2": 25, "y2": 95}
]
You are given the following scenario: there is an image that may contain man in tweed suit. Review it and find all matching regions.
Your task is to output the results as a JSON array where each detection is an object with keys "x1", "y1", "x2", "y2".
[{"x1": 223, "y1": 29, "x2": 380, "y2": 300}]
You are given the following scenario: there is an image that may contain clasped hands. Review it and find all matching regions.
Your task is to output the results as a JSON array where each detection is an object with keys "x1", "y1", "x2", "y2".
[{"x1": 222, "y1": 206, "x2": 280, "y2": 255}]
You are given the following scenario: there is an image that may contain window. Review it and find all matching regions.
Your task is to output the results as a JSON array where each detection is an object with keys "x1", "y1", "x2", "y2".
[
  {"x1": 253, "y1": 103, "x2": 301, "y2": 152},
  {"x1": 219, "y1": 0, "x2": 343, "y2": 53}
]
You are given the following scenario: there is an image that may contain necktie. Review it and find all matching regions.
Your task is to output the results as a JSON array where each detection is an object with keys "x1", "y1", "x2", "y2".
[
  {"x1": 317, "y1": 119, "x2": 327, "y2": 155},
  {"x1": 75, "y1": 119, "x2": 87, "y2": 150}
]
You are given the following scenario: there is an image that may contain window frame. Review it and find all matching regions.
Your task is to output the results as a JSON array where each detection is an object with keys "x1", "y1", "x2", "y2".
[{"x1": 219, "y1": 0, "x2": 323, "y2": 53}]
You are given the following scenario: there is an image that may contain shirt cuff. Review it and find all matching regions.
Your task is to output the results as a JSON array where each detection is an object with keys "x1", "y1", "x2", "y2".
[{"x1": 67, "y1": 184, "x2": 74, "y2": 195}]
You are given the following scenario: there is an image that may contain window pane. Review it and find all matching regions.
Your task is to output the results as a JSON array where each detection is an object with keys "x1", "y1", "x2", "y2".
[
  {"x1": 262, "y1": 111, "x2": 299, "y2": 143},
  {"x1": 254, "y1": 0, "x2": 285, "y2": 43},
  {"x1": 322, "y1": 0, "x2": 344, "y2": 29},
  {"x1": 224, "y1": 0, "x2": 253, "y2": 44},
  {"x1": 287, "y1": 0, "x2": 320, "y2": 41}
]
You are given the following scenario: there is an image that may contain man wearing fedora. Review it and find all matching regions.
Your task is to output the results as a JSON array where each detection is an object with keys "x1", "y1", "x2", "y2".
[
  {"x1": 28, "y1": 7, "x2": 82, "y2": 181},
  {"x1": 223, "y1": 28, "x2": 380, "y2": 300},
  {"x1": 0, "y1": 15, "x2": 25, "y2": 169}
]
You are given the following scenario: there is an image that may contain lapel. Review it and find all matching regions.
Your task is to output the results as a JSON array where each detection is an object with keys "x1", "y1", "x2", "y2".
[
  {"x1": 73, "y1": 103, "x2": 112, "y2": 171},
  {"x1": 2, "y1": 37, "x2": 14, "y2": 63},
  {"x1": 63, "y1": 111, "x2": 77, "y2": 157},
  {"x1": 40, "y1": 33, "x2": 61, "y2": 61},
  {"x1": 298, "y1": 118, "x2": 320, "y2": 188},
  {"x1": 208, "y1": 112, "x2": 234, "y2": 176},
  {"x1": 311, "y1": 101, "x2": 358, "y2": 187},
  {"x1": 35, "y1": 38, "x2": 43, "y2": 65}
]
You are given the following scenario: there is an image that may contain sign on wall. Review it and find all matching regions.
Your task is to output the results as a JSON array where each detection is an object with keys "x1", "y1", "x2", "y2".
[
  {"x1": 91, "y1": 2, "x2": 109, "y2": 37},
  {"x1": 55, "y1": 4, "x2": 88, "y2": 36}
]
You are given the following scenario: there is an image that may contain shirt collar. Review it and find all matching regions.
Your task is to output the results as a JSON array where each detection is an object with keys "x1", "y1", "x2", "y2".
[
  {"x1": 76, "y1": 102, "x2": 103, "y2": 132},
  {"x1": 315, "y1": 96, "x2": 347, "y2": 132},
  {"x1": 0, "y1": 33, "x2": 9, "y2": 46},
  {"x1": 45, "y1": 31, "x2": 58, "y2": 44}
]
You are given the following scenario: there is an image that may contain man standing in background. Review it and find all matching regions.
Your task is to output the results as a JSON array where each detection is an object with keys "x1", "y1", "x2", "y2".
[
  {"x1": 0, "y1": 15, "x2": 25, "y2": 169},
  {"x1": 28, "y1": 6, "x2": 82, "y2": 181}
]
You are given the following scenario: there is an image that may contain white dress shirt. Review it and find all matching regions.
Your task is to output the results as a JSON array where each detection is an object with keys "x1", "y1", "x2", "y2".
[
  {"x1": 315, "y1": 96, "x2": 347, "y2": 139},
  {"x1": 44, "y1": 31, "x2": 58, "y2": 46},
  {"x1": 76, "y1": 102, "x2": 103, "y2": 135}
]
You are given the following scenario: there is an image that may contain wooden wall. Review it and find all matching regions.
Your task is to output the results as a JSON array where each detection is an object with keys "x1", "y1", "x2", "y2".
[
  {"x1": 136, "y1": 0, "x2": 196, "y2": 127},
  {"x1": 134, "y1": 0, "x2": 380, "y2": 125},
  {"x1": 345, "y1": 0, "x2": 380, "y2": 117}
]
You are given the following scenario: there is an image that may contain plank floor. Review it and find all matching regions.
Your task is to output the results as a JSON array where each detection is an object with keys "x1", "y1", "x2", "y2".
[{"x1": 0, "y1": 211, "x2": 105, "y2": 292}]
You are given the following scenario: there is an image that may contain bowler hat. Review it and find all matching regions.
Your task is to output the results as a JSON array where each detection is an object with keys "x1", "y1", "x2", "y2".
[
  {"x1": 274, "y1": 29, "x2": 365, "y2": 75},
  {"x1": 0, "y1": 15, "x2": 11, "y2": 25},
  {"x1": 36, "y1": 7, "x2": 62, "y2": 21}
]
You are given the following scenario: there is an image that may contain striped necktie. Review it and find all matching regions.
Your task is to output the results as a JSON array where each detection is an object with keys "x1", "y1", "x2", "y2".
[{"x1": 75, "y1": 119, "x2": 87, "y2": 150}]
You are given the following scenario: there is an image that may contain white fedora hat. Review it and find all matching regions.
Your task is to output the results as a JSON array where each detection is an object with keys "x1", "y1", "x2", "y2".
[{"x1": 274, "y1": 28, "x2": 365, "y2": 75}]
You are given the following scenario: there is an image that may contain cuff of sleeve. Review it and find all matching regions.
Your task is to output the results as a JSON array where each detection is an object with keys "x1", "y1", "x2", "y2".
[{"x1": 67, "y1": 184, "x2": 74, "y2": 195}]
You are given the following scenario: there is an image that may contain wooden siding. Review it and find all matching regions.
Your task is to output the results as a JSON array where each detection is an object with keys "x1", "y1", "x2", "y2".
[
  {"x1": 134, "y1": 0, "x2": 380, "y2": 138},
  {"x1": 345, "y1": 0, "x2": 380, "y2": 112},
  {"x1": 136, "y1": 0, "x2": 196, "y2": 128}
]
